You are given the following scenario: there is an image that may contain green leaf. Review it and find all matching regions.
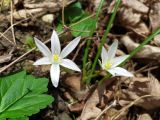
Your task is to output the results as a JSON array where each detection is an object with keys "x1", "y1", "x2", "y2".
[
  {"x1": 25, "y1": 35, "x2": 35, "y2": 50},
  {"x1": 9, "y1": 116, "x2": 29, "y2": 120},
  {"x1": 56, "y1": 2, "x2": 95, "y2": 37},
  {"x1": 71, "y1": 15, "x2": 96, "y2": 37},
  {"x1": 64, "y1": 2, "x2": 84, "y2": 23},
  {"x1": 0, "y1": 71, "x2": 54, "y2": 119},
  {"x1": 56, "y1": 22, "x2": 63, "y2": 33}
]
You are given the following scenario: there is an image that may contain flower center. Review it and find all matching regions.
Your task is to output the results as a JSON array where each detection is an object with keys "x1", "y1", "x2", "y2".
[
  {"x1": 53, "y1": 54, "x2": 59, "y2": 62},
  {"x1": 105, "y1": 60, "x2": 112, "y2": 70}
]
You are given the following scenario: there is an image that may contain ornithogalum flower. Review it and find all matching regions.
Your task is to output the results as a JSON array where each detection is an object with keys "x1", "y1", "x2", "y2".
[
  {"x1": 100, "y1": 40, "x2": 133, "y2": 77},
  {"x1": 34, "y1": 30, "x2": 81, "y2": 87}
]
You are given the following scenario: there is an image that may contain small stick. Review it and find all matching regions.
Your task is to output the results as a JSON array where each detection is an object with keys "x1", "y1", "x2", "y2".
[
  {"x1": 112, "y1": 95, "x2": 153, "y2": 120},
  {"x1": 0, "y1": 32, "x2": 14, "y2": 45},
  {"x1": 94, "y1": 100, "x2": 117, "y2": 120},
  {"x1": 0, "y1": 18, "x2": 29, "y2": 39},
  {"x1": 10, "y1": 0, "x2": 16, "y2": 45},
  {"x1": 62, "y1": 0, "x2": 65, "y2": 26}
]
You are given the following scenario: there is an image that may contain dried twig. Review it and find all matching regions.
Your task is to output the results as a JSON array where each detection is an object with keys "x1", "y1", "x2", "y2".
[
  {"x1": 10, "y1": 0, "x2": 16, "y2": 45},
  {"x1": 94, "y1": 100, "x2": 117, "y2": 120},
  {"x1": 0, "y1": 18, "x2": 29, "y2": 40},
  {"x1": 0, "y1": 32, "x2": 14, "y2": 45},
  {"x1": 62, "y1": 0, "x2": 65, "y2": 26},
  {"x1": 111, "y1": 95, "x2": 154, "y2": 120}
]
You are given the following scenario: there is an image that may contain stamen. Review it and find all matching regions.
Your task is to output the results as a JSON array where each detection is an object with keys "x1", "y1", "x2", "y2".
[
  {"x1": 53, "y1": 54, "x2": 59, "y2": 62},
  {"x1": 105, "y1": 60, "x2": 112, "y2": 70}
]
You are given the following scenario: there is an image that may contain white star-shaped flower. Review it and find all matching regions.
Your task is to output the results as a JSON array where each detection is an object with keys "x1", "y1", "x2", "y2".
[
  {"x1": 100, "y1": 40, "x2": 133, "y2": 77},
  {"x1": 34, "y1": 30, "x2": 81, "y2": 87}
]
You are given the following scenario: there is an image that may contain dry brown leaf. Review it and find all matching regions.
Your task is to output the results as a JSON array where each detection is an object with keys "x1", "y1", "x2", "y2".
[
  {"x1": 63, "y1": 74, "x2": 81, "y2": 92},
  {"x1": 138, "y1": 113, "x2": 152, "y2": 120},
  {"x1": 122, "y1": 0, "x2": 149, "y2": 14},
  {"x1": 103, "y1": 108, "x2": 126, "y2": 120},
  {"x1": 68, "y1": 102, "x2": 85, "y2": 113},
  {"x1": 7, "y1": 0, "x2": 76, "y2": 20},
  {"x1": 0, "y1": 54, "x2": 12, "y2": 64},
  {"x1": 63, "y1": 74, "x2": 88, "y2": 100},
  {"x1": 153, "y1": 34, "x2": 160, "y2": 46},
  {"x1": 120, "y1": 35, "x2": 160, "y2": 64},
  {"x1": 118, "y1": 7, "x2": 149, "y2": 35},
  {"x1": 80, "y1": 89, "x2": 101, "y2": 120},
  {"x1": 149, "y1": 1, "x2": 160, "y2": 31},
  {"x1": 119, "y1": 74, "x2": 160, "y2": 110}
]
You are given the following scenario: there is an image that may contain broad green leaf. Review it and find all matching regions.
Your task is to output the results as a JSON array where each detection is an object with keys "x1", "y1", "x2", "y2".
[
  {"x1": 56, "y1": 22, "x2": 63, "y2": 33},
  {"x1": 71, "y1": 15, "x2": 96, "y2": 37},
  {"x1": 0, "y1": 71, "x2": 54, "y2": 119},
  {"x1": 64, "y1": 2, "x2": 84, "y2": 23},
  {"x1": 9, "y1": 116, "x2": 29, "y2": 120},
  {"x1": 56, "y1": 2, "x2": 95, "y2": 37}
]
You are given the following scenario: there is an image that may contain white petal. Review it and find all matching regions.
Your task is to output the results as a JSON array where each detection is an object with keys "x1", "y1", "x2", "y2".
[
  {"x1": 60, "y1": 36, "x2": 81, "y2": 58},
  {"x1": 51, "y1": 30, "x2": 61, "y2": 54},
  {"x1": 112, "y1": 55, "x2": 129, "y2": 67},
  {"x1": 33, "y1": 57, "x2": 51, "y2": 65},
  {"x1": 101, "y1": 46, "x2": 108, "y2": 65},
  {"x1": 50, "y1": 64, "x2": 60, "y2": 87},
  {"x1": 60, "y1": 59, "x2": 81, "y2": 72},
  {"x1": 108, "y1": 67, "x2": 133, "y2": 77},
  {"x1": 98, "y1": 59, "x2": 102, "y2": 66},
  {"x1": 108, "y1": 40, "x2": 118, "y2": 60},
  {"x1": 34, "y1": 37, "x2": 52, "y2": 57}
]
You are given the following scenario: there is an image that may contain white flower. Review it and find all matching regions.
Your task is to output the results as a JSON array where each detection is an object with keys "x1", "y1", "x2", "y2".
[
  {"x1": 100, "y1": 40, "x2": 133, "y2": 77},
  {"x1": 33, "y1": 30, "x2": 81, "y2": 87}
]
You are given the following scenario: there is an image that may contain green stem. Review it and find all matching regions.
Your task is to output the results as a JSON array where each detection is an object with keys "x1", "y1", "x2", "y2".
[
  {"x1": 87, "y1": 0, "x2": 122, "y2": 84},
  {"x1": 82, "y1": 0, "x2": 105, "y2": 82}
]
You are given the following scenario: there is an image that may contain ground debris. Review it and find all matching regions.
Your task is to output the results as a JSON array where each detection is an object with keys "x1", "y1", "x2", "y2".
[
  {"x1": 120, "y1": 35, "x2": 160, "y2": 64},
  {"x1": 119, "y1": 73, "x2": 160, "y2": 110}
]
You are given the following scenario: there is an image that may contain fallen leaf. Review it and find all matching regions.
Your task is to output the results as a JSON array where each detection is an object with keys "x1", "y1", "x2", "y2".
[
  {"x1": 122, "y1": 0, "x2": 149, "y2": 14},
  {"x1": 62, "y1": 74, "x2": 88, "y2": 100},
  {"x1": 118, "y1": 6, "x2": 149, "y2": 35},
  {"x1": 103, "y1": 108, "x2": 126, "y2": 120},
  {"x1": 149, "y1": 1, "x2": 160, "y2": 31},
  {"x1": 80, "y1": 89, "x2": 101, "y2": 120},
  {"x1": 119, "y1": 74, "x2": 160, "y2": 110},
  {"x1": 0, "y1": 54, "x2": 12, "y2": 64},
  {"x1": 68, "y1": 102, "x2": 85, "y2": 113},
  {"x1": 120, "y1": 35, "x2": 160, "y2": 64},
  {"x1": 138, "y1": 113, "x2": 152, "y2": 120}
]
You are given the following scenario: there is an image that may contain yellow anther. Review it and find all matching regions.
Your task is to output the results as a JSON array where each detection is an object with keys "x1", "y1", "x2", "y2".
[
  {"x1": 53, "y1": 54, "x2": 59, "y2": 62},
  {"x1": 105, "y1": 60, "x2": 112, "y2": 70}
]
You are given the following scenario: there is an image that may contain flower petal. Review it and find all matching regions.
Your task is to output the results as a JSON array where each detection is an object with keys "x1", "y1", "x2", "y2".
[
  {"x1": 108, "y1": 67, "x2": 133, "y2": 77},
  {"x1": 101, "y1": 46, "x2": 108, "y2": 65},
  {"x1": 98, "y1": 59, "x2": 102, "y2": 66},
  {"x1": 112, "y1": 55, "x2": 129, "y2": 67},
  {"x1": 51, "y1": 30, "x2": 61, "y2": 54},
  {"x1": 60, "y1": 36, "x2": 81, "y2": 58},
  {"x1": 34, "y1": 37, "x2": 52, "y2": 57},
  {"x1": 108, "y1": 40, "x2": 118, "y2": 60},
  {"x1": 50, "y1": 64, "x2": 60, "y2": 87},
  {"x1": 33, "y1": 57, "x2": 51, "y2": 65},
  {"x1": 60, "y1": 59, "x2": 81, "y2": 72}
]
